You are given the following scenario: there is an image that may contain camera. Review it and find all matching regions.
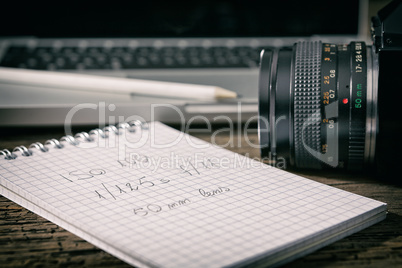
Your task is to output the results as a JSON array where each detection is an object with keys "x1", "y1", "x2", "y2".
[{"x1": 258, "y1": 0, "x2": 402, "y2": 174}]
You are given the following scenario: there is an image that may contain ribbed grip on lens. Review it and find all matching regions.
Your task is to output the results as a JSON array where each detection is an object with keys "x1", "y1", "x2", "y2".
[
  {"x1": 293, "y1": 41, "x2": 322, "y2": 169},
  {"x1": 348, "y1": 125, "x2": 366, "y2": 169}
]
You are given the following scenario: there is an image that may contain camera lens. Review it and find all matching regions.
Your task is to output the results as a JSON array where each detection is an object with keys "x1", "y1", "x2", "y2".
[{"x1": 258, "y1": 41, "x2": 378, "y2": 170}]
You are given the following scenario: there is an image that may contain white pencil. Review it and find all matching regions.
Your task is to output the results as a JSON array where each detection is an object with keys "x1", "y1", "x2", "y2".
[{"x1": 0, "y1": 67, "x2": 237, "y2": 99}]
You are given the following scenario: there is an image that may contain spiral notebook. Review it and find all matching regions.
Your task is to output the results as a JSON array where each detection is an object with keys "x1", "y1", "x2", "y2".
[{"x1": 0, "y1": 121, "x2": 387, "y2": 268}]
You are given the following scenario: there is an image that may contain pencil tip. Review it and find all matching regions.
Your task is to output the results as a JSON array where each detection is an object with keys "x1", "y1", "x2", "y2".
[{"x1": 215, "y1": 87, "x2": 238, "y2": 99}]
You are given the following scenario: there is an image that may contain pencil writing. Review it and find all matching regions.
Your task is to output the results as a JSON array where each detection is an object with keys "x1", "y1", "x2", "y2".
[
  {"x1": 133, "y1": 198, "x2": 192, "y2": 217},
  {"x1": 199, "y1": 187, "x2": 230, "y2": 197}
]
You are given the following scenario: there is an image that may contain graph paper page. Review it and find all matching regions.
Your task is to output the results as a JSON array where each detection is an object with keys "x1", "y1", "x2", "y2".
[{"x1": 0, "y1": 122, "x2": 386, "y2": 268}]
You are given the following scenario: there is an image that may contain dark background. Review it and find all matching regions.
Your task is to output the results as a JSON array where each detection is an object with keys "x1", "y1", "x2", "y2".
[{"x1": 0, "y1": 0, "x2": 359, "y2": 38}]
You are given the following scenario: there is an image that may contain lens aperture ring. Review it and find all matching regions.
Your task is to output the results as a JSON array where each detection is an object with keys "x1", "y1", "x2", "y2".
[
  {"x1": 293, "y1": 41, "x2": 322, "y2": 169},
  {"x1": 320, "y1": 43, "x2": 339, "y2": 167}
]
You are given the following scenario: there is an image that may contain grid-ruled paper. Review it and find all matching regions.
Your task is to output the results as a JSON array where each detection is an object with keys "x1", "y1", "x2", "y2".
[{"x1": 0, "y1": 122, "x2": 386, "y2": 268}]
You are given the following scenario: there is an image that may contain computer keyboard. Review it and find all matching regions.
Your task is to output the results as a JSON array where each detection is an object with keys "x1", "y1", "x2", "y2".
[{"x1": 0, "y1": 45, "x2": 263, "y2": 70}]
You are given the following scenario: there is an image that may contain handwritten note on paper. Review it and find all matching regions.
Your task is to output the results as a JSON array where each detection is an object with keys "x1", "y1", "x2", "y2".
[
  {"x1": 56, "y1": 145, "x2": 233, "y2": 219},
  {"x1": 0, "y1": 121, "x2": 386, "y2": 268}
]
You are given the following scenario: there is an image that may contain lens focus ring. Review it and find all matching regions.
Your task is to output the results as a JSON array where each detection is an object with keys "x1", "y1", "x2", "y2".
[{"x1": 293, "y1": 41, "x2": 322, "y2": 169}]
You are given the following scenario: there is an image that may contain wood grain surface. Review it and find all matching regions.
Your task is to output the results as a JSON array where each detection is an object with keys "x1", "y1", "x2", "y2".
[{"x1": 1, "y1": 125, "x2": 401, "y2": 267}]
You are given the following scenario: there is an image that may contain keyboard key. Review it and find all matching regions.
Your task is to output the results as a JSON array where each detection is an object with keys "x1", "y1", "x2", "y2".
[
  {"x1": 47, "y1": 63, "x2": 56, "y2": 70},
  {"x1": 163, "y1": 57, "x2": 174, "y2": 66},
  {"x1": 137, "y1": 57, "x2": 148, "y2": 67},
  {"x1": 27, "y1": 58, "x2": 38, "y2": 68},
  {"x1": 56, "y1": 57, "x2": 66, "y2": 68},
  {"x1": 41, "y1": 52, "x2": 53, "y2": 63},
  {"x1": 111, "y1": 58, "x2": 121, "y2": 70}
]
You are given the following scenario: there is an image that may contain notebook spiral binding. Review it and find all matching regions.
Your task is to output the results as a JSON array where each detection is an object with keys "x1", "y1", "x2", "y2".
[{"x1": 0, "y1": 120, "x2": 148, "y2": 161}]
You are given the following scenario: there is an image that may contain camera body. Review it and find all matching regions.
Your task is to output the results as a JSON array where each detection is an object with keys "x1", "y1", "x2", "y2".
[
  {"x1": 371, "y1": 0, "x2": 402, "y2": 176},
  {"x1": 257, "y1": 0, "x2": 402, "y2": 176}
]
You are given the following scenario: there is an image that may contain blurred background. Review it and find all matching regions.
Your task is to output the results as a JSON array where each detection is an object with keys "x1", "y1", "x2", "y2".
[{"x1": 0, "y1": 0, "x2": 393, "y2": 130}]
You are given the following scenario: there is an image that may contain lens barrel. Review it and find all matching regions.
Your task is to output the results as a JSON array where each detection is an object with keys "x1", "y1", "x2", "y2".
[{"x1": 258, "y1": 41, "x2": 378, "y2": 170}]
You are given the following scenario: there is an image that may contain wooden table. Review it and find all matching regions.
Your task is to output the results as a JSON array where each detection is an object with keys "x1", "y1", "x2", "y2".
[{"x1": 1, "y1": 124, "x2": 401, "y2": 267}]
